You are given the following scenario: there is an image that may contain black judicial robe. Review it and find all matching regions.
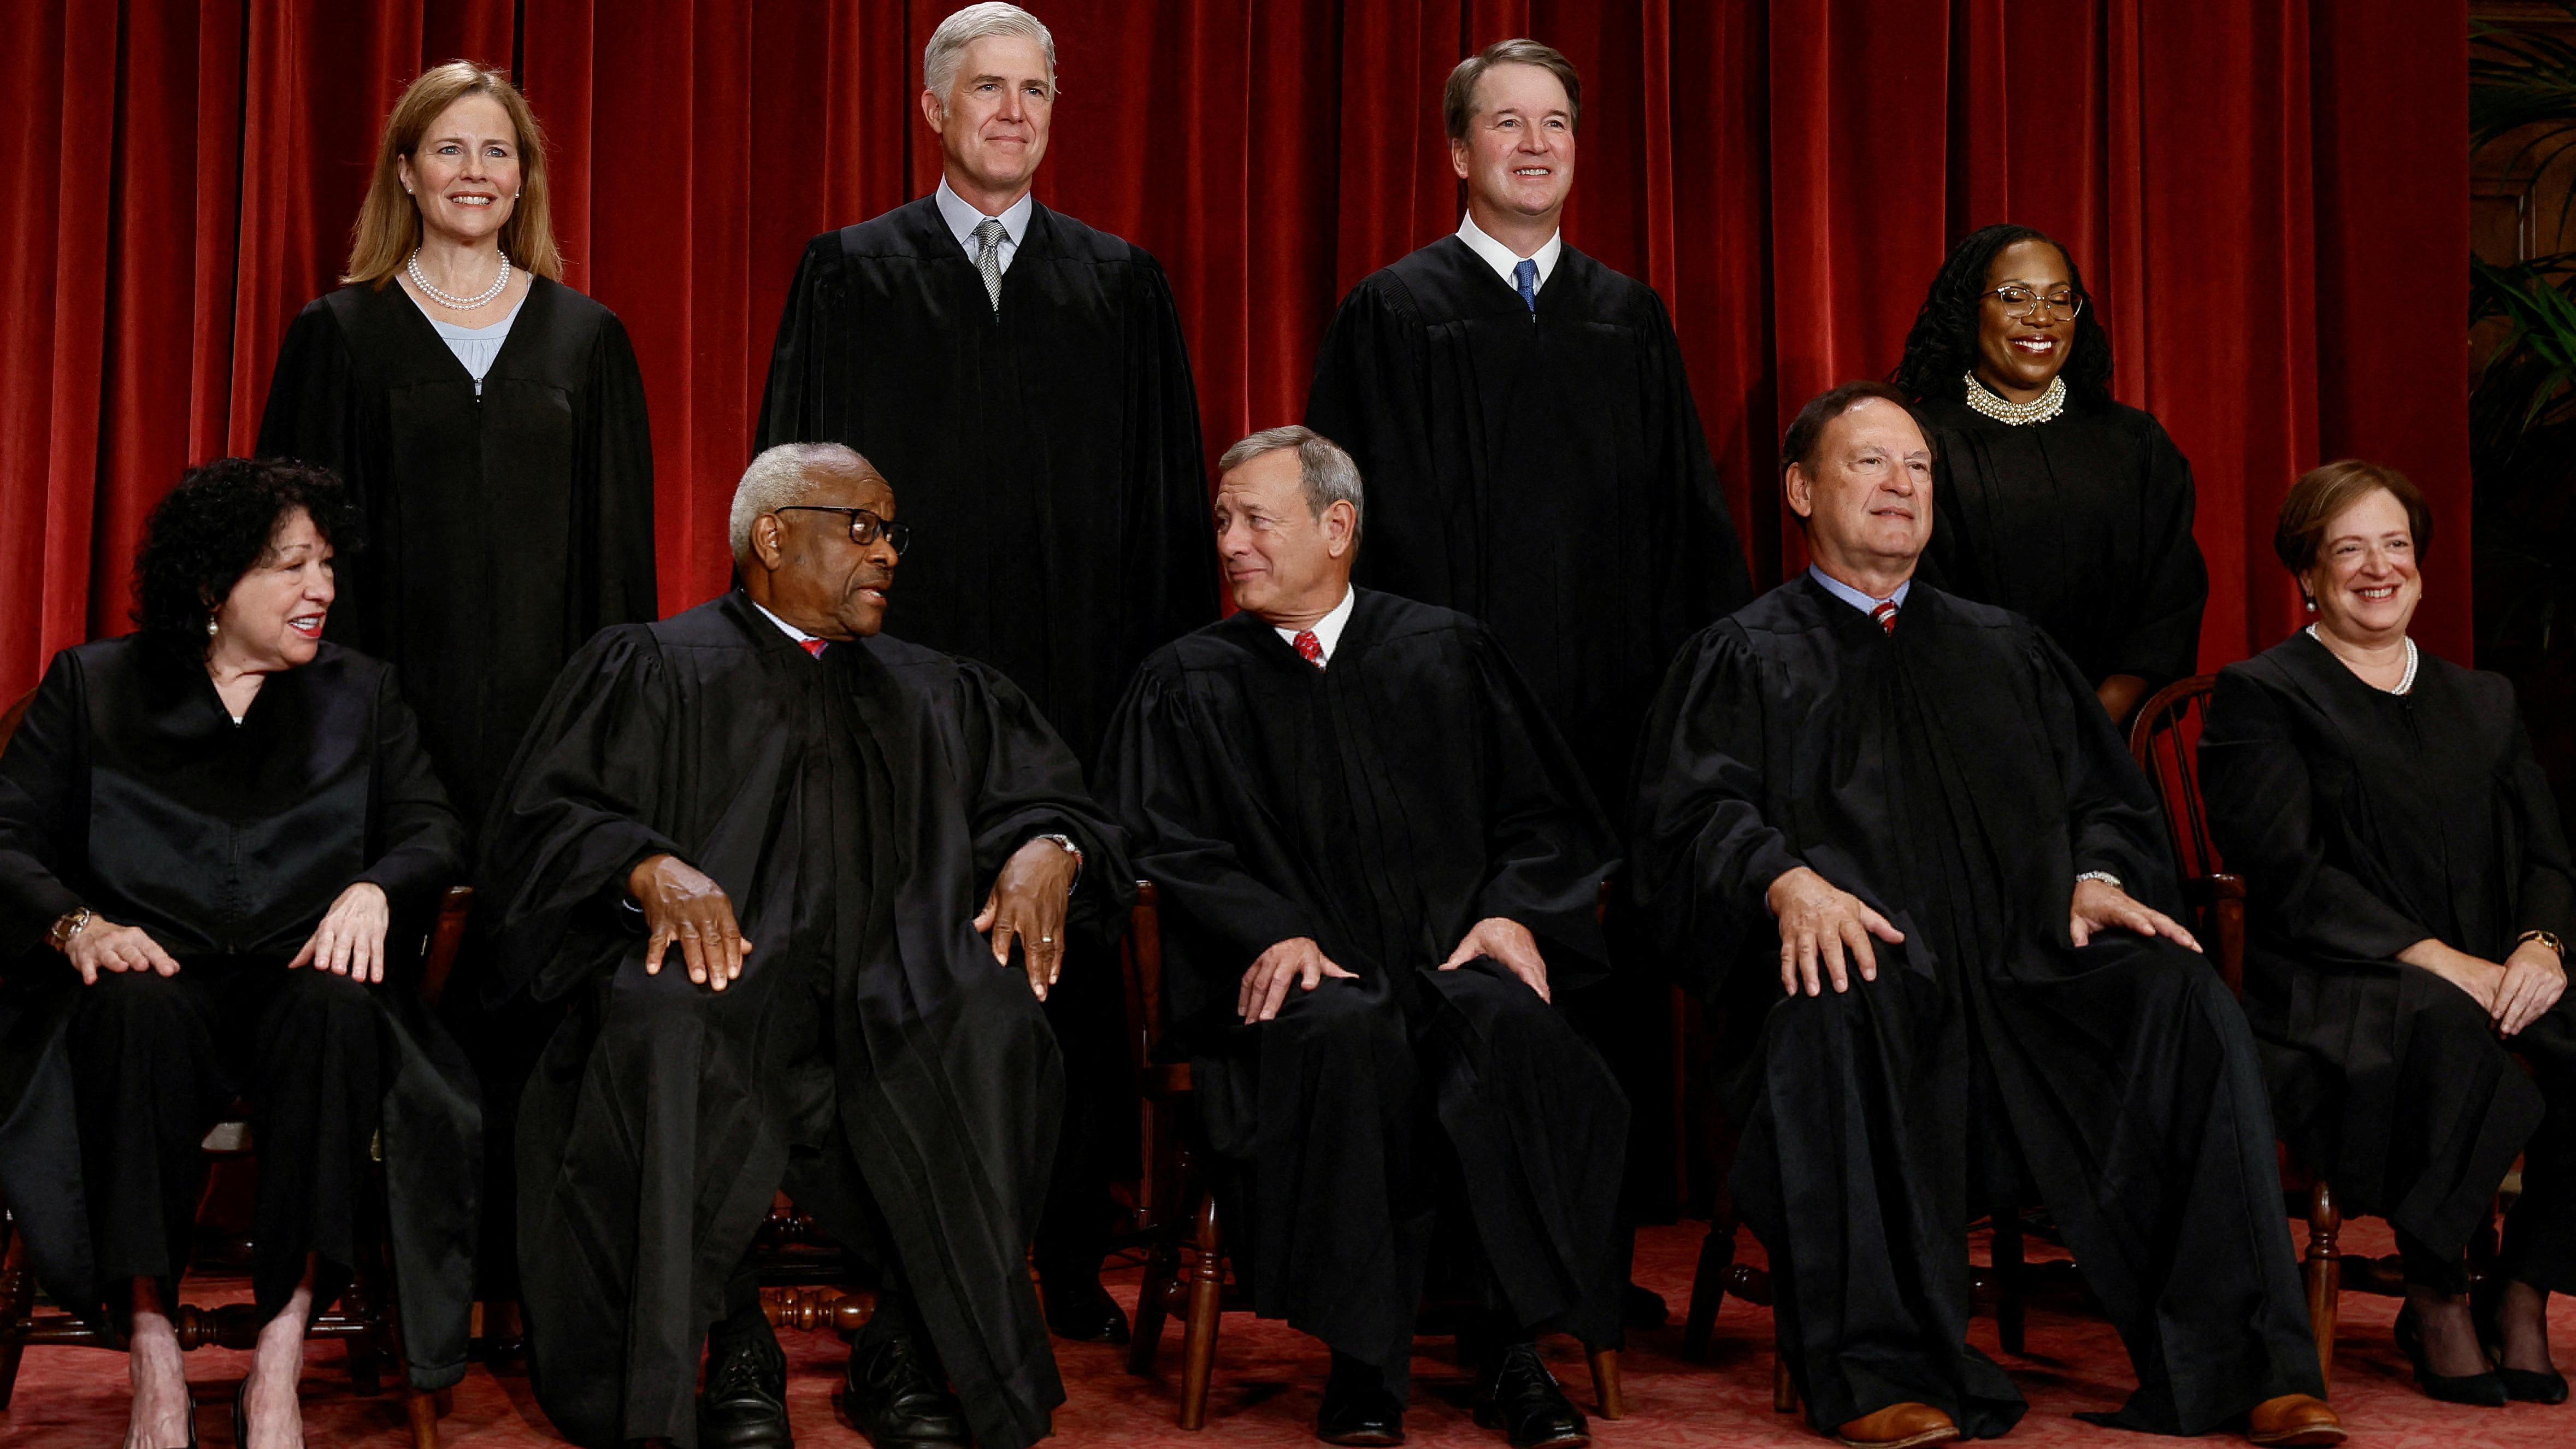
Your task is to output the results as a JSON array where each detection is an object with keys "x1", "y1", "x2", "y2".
[
  {"x1": 480, "y1": 593, "x2": 1129, "y2": 1449},
  {"x1": 1098, "y1": 590, "x2": 1628, "y2": 1369},
  {"x1": 757, "y1": 197, "x2": 1214, "y2": 767},
  {"x1": 258, "y1": 275, "x2": 658, "y2": 822},
  {"x1": 1915, "y1": 396, "x2": 2207, "y2": 690},
  {"x1": 1304, "y1": 235, "x2": 1752, "y2": 798},
  {"x1": 0, "y1": 638, "x2": 480, "y2": 1388},
  {"x1": 1629, "y1": 577, "x2": 2319, "y2": 1436},
  {"x1": 2200, "y1": 633, "x2": 2576, "y2": 1266}
]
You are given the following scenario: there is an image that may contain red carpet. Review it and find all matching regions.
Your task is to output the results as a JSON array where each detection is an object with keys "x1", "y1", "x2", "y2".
[{"x1": 5, "y1": 1218, "x2": 2570, "y2": 1447}]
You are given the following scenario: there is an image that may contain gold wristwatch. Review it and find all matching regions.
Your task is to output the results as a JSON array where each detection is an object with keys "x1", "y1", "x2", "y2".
[
  {"x1": 2517, "y1": 928, "x2": 2566, "y2": 961},
  {"x1": 48, "y1": 905, "x2": 93, "y2": 953}
]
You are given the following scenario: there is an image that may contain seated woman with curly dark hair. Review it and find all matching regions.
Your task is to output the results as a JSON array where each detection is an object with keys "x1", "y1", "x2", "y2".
[
  {"x1": 2201, "y1": 461, "x2": 2575, "y2": 1410},
  {"x1": 0, "y1": 458, "x2": 476, "y2": 1449}
]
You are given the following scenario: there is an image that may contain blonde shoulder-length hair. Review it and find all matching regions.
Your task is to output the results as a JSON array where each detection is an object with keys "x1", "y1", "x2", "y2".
[{"x1": 343, "y1": 61, "x2": 564, "y2": 288}]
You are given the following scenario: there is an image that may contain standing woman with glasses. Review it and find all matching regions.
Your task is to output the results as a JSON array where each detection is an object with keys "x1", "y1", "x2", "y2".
[
  {"x1": 260, "y1": 59, "x2": 657, "y2": 827},
  {"x1": 1892, "y1": 223, "x2": 2207, "y2": 726}
]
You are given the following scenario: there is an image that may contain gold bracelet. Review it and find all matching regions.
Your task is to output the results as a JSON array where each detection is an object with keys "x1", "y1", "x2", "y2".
[
  {"x1": 2516, "y1": 928, "x2": 2566, "y2": 961},
  {"x1": 48, "y1": 905, "x2": 93, "y2": 953}
]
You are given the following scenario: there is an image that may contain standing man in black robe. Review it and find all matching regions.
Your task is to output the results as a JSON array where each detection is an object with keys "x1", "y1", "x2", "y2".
[
  {"x1": 481, "y1": 443, "x2": 1129, "y2": 1449},
  {"x1": 1628, "y1": 381, "x2": 2342, "y2": 1449},
  {"x1": 758, "y1": 2, "x2": 1211, "y2": 1335},
  {"x1": 1305, "y1": 35, "x2": 1752, "y2": 1300},
  {"x1": 1099, "y1": 426, "x2": 1626, "y2": 1448}
]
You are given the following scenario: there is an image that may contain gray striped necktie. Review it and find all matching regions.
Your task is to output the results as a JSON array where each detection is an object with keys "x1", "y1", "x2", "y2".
[{"x1": 972, "y1": 218, "x2": 1005, "y2": 312}]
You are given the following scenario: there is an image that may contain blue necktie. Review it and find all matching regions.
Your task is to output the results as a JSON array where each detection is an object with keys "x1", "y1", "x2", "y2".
[{"x1": 1513, "y1": 258, "x2": 1538, "y2": 315}]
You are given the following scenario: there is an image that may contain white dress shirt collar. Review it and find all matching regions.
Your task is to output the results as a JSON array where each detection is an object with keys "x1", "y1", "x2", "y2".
[
  {"x1": 1807, "y1": 565, "x2": 1912, "y2": 615},
  {"x1": 1456, "y1": 212, "x2": 1563, "y2": 294},
  {"x1": 751, "y1": 598, "x2": 817, "y2": 645},
  {"x1": 935, "y1": 175, "x2": 1037, "y2": 274},
  {"x1": 1273, "y1": 587, "x2": 1357, "y2": 665}
]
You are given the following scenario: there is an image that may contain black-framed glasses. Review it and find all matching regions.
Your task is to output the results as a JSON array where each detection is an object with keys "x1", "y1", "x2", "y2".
[
  {"x1": 775, "y1": 505, "x2": 912, "y2": 556},
  {"x1": 1984, "y1": 285, "x2": 2085, "y2": 320}
]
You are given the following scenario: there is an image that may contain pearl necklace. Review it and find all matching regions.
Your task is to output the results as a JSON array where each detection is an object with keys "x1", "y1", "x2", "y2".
[
  {"x1": 407, "y1": 248, "x2": 511, "y2": 310},
  {"x1": 1962, "y1": 370, "x2": 2067, "y2": 426},
  {"x1": 2307, "y1": 625, "x2": 2417, "y2": 695}
]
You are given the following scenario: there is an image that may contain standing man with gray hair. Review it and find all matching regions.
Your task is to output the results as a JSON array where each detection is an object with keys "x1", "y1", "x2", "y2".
[
  {"x1": 758, "y1": 2, "x2": 1213, "y2": 1341},
  {"x1": 1099, "y1": 427, "x2": 1629, "y2": 1448},
  {"x1": 482, "y1": 443, "x2": 1130, "y2": 1449},
  {"x1": 1304, "y1": 36, "x2": 1754, "y2": 1313}
]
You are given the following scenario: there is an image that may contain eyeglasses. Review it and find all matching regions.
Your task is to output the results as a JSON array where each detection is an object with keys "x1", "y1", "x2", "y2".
[
  {"x1": 1984, "y1": 286, "x2": 2085, "y2": 320},
  {"x1": 775, "y1": 505, "x2": 912, "y2": 557}
]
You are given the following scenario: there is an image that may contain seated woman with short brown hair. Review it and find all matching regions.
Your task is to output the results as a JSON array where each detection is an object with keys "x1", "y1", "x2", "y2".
[
  {"x1": 2202, "y1": 460, "x2": 2575, "y2": 1410},
  {"x1": 0, "y1": 457, "x2": 475, "y2": 1449}
]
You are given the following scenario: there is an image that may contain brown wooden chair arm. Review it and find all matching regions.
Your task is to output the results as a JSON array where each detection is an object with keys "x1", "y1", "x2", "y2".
[{"x1": 418, "y1": 886, "x2": 474, "y2": 1010}]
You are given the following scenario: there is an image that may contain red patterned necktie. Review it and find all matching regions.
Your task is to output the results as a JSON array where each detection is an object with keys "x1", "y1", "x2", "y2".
[
  {"x1": 1870, "y1": 600, "x2": 1899, "y2": 635},
  {"x1": 1293, "y1": 630, "x2": 1324, "y2": 668},
  {"x1": 800, "y1": 638, "x2": 828, "y2": 658}
]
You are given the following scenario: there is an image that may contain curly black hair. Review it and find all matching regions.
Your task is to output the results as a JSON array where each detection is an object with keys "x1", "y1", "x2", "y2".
[
  {"x1": 132, "y1": 457, "x2": 361, "y2": 657},
  {"x1": 1890, "y1": 223, "x2": 2114, "y2": 408}
]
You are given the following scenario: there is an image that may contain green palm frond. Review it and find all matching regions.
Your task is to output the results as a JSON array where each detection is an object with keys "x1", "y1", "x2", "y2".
[{"x1": 2473, "y1": 5, "x2": 2576, "y2": 235}]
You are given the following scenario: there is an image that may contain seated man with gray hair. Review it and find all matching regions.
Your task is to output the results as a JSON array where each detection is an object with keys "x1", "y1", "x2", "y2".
[
  {"x1": 1099, "y1": 426, "x2": 1628, "y2": 1448},
  {"x1": 482, "y1": 441, "x2": 1129, "y2": 1449}
]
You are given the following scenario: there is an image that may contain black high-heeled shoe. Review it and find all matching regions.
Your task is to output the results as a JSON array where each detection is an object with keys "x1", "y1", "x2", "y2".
[
  {"x1": 2472, "y1": 1275, "x2": 2571, "y2": 1405},
  {"x1": 2396, "y1": 1303, "x2": 2509, "y2": 1407}
]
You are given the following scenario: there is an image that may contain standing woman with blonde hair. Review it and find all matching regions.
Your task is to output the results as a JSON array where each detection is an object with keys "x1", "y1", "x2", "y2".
[
  {"x1": 258, "y1": 60, "x2": 656, "y2": 1345},
  {"x1": 260, "y1": 60, "x2": 656, "y2": 827}
]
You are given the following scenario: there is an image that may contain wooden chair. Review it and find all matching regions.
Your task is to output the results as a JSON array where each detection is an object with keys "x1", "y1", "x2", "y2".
[
  {"x1": 0, "y1": 683, "x2": 462, "y2": 1445},
  {"x1": 2128, "y1": 674, "x2": 2410, "y2": 1390},
  {"x1": 1121, "y1": 882, "x2": 1625, "y2": 1429}
]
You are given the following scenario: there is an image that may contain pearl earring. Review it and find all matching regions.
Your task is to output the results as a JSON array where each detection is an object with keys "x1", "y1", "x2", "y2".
[{"x1": 206, "y1": 617, "x2": 219, "y2": 638}]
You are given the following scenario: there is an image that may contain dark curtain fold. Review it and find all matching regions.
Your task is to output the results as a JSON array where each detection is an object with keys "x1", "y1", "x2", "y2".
[{"x1": 0, "y1": 0, "x2": 2470, "y2": 703}]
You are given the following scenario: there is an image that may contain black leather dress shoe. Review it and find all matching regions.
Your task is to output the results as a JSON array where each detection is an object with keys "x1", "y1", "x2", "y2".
[
  {"x1": 841, "y1": 1331, "x2": 971, "y2": 1448},
  {"x1": 1472, "y1": 1342, "x2": 1589, "y2": 1449},
  {"x1": 699, "y1": 1324, "x2": 794, "y2": 1449},
  {"x1": 1317, "y1": 1353, "x2": 1405, "y2": 1446},
  {"x1": 1040, "y1": 1269, "x2": 1132, "y2": 1345}
]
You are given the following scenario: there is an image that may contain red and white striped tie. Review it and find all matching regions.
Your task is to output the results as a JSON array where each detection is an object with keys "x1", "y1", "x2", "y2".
[
  {"x1": 1870, "y1": 600, "x2": 1898, "y2": 635},
  {"x1": 1293, "y1": 630, "x2": 1324, "y2": 668}
]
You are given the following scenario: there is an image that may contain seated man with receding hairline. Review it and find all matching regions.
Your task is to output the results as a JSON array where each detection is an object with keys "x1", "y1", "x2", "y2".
[
  {"x1": 483, "y1": 442, "x2": 1129, "y2": 1449},
  {"x1": 1630, "y1": 382, "x2": 2343, "y2": 1449},
  {"x1": 1100, "y1": 426, "x2": 1627, "y2": 1449}
]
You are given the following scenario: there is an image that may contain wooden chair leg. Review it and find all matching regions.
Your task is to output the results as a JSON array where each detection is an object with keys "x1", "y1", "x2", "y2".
[
  {"x1": 1682, "y1": 1218, "x2": 1734, "y2": 1360},
  {"x1": 2304, "y1": 1177, "x2": 2341, "y2": 1393},
  {"x1": 405, "y1": 1386, "x2": 441, "y2": 1449},
  {"x1": 0, "y1": 1209, "x2": 33, "y2": 1411},
  {"x1": 1991, "y1": 1208, "x2": 2026, "y2": 1357},
  {"x1": 1176, "y1": 1188, "x2": 1225, "y2": 1430},
  {"x1": 1585, "y1": 1346, "x2": 1624, "y2": 1419},
  {"x1": 1772, "y1": 1350, "x2": 1798, "y2": 1413}
]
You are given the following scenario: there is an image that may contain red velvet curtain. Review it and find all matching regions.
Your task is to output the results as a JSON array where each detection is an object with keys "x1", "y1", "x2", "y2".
[{"x1": 0, "y1": 0, "x2": 2469, "y2": 704}]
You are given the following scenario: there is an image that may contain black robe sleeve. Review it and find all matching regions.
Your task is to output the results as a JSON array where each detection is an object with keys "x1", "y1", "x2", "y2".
[
  {"x1": 754, "y1": 235, "x2": 839, "y2": 449},
  {"x1": 2507, "y1": 712, "x2": 2576, "y2": 943},
  {"x1": 2198, "y1": 667, "x2": 2432, "y2": 964},
  {"x1": 1126, "y1": 259, "x2": 1219, "y2": 664},
  {"x1": 1624, "y1": 626, "x2": 1812, "y2": 997},
  {"x1": 1640, "y1": 291, "x2": 1754, "y2": 619},
  {"x1": 1464, "y1": 627, "x2": 1619, "y2": 971},
  {"x1": 2111, "y1": 418, "x2": 2207, "y2": 684},
  {"x1": 0, "y1": 653, "x2": 89, "y2": 951},
  {"x1": 947, "y1": 657, "x2": 1133, "y2": 935},
  {"x1": 354, "y1": 663, "x2": 471, "y2": 921},
  {"x1": 2029, "y1": 626, "x2": 2180, "y2": 908},
  {"x1": 1099, "y1": 664, "x2": 1324, "y2": 974},
  {"x1": 1303, "y1": 286, "x2": 1447, "y2": 597},
  {"x1": 477, "y1": 627, "x2": 687, "y2": 1004},
  {"x1": 573, "y1": 315, "x2": 661, "y2": 646}
]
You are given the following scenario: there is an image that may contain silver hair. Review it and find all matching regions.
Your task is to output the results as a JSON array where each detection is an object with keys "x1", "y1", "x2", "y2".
[
  {"x1": 729, "y1": 443, "x2": 873, "y2": 564},
  {"x1": 1218, "y1": 425, "x2": 1364, "y2": 529},
  {"x1": 923, "y1": 3, "x2": 1057, "y2": 102}
]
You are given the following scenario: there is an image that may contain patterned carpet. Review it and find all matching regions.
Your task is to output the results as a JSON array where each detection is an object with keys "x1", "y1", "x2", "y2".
[{"x1": 5, "y1": 1217, "x2": 2571, "y2": 1447}]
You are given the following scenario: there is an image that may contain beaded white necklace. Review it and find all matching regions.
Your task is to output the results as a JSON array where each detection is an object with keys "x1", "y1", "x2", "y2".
[
  {"x1": 1962, "y1": 370, "x2": 2067, "y2": 426},
  {"x1": 2307, "y1": 625, "x2": 2416, "y2": 694},
  {"x1": 407, "y1": 248, "x2": 511, "y2": 310}
]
